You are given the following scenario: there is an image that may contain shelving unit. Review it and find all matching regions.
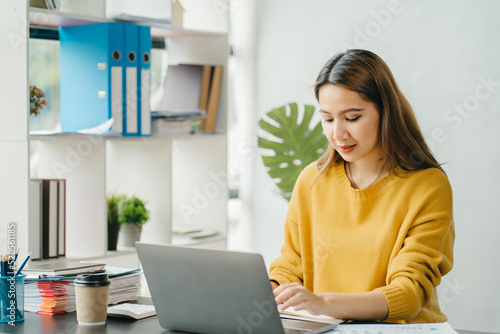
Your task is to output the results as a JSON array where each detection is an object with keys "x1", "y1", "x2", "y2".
[{"x1": 1, "y1": 1, "x2": 229, "y2": 261}]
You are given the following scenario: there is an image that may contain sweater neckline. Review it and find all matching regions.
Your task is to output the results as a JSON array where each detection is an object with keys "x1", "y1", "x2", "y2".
[{"x1": 332, "y1": 162, "x2": 399, "y2": 200}]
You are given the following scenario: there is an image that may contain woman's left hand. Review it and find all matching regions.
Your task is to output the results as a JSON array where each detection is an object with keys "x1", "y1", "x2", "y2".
[{"x1": 273, "y1": 282, "x2": 326, "y2": 316}]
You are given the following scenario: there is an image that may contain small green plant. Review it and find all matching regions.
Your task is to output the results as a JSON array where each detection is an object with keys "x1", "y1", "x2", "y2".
[
  {"x1": 119, "y1": 195, "x2": 150, "y2": 226},
  {"x1": 107, "y1": 193, "x2": 125, "y2": 225},
  {"x1": 30, "y1": 85, "x2": 47, "y2": 116}
]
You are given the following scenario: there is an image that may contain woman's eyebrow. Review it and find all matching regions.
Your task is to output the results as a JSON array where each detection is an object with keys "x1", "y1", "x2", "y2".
[{"x1": 319, "y1": 108, "x2": 364, "y2": 115}]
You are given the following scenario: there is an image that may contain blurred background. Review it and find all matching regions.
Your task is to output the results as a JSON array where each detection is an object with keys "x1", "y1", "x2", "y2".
[{"x1": 227, "y1": 0, "x2": 500, "y2": 332}]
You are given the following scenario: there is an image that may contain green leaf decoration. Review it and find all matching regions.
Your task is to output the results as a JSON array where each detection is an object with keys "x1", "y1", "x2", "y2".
[{"x1": 258, "y1": 103, "x2": 328, "y2": 201}]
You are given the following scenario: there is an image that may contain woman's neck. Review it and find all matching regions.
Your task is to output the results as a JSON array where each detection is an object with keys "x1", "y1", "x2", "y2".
[{"x1": 346, "y1": 155, "x2": 388, "y2": 190}]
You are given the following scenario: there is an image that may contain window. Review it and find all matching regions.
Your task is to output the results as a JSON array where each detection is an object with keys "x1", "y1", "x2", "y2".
[{"x1": 29, "y1": 38, "x2": 60, "y2": 132}]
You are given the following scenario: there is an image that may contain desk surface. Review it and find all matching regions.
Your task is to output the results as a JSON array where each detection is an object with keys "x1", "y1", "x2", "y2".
[
  {"x1": 0, "y1": 298, "x2": 495, "y2": 334},
  {"x1": 0, "y1": 297, "x2": 167, "y2": 334}
]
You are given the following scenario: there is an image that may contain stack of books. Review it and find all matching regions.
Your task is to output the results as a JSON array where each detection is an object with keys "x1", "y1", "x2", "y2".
[{"x1": 23, "y1": 261, "x2": 142, "y2": 315}]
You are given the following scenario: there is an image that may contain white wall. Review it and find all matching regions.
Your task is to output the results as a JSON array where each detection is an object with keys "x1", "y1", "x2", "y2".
[
  {"x1": 0, "y1": 0, "x2": 30, "y2": 267},
  {"x1": 236, "y1": 0, "x2": 500, "y2": 331}
]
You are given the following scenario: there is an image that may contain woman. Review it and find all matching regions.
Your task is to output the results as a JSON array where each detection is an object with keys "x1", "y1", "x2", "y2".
[{"x1": 270, "y1": 49, "x2": 454, "y2": 323}]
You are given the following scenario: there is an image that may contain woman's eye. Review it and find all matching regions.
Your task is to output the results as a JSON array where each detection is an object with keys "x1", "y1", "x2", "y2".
[
  {"x1": 346, "y1": 116, "x2": 360, "y2": 122},
  {"x1": 323, "y1": 118, "x2": 333, "y2": 123}
]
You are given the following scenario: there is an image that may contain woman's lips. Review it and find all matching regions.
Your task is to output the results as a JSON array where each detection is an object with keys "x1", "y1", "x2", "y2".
[{"x1": 337, "y1": 144, "x2": 356, "y2": 153}]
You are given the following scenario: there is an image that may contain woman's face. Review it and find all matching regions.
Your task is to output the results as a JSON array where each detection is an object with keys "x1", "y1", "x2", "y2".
[{"x1": 319, "y1": 84, "x2": 382, "y2": 165}]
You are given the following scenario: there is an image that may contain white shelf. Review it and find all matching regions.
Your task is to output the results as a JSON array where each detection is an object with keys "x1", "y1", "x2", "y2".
[
  {"x1": 29, "y1": 7, "x2": 227, "y2": 38},
  {"x1": 172, "y1": 234, "x2": 227, "y2": 248},
  {"x1": 30, "y1": 132, "x2": 227, "y2": 141},
  {"x1": 3, "y1": 2, "x2": 230, "y2": 263},
  {"x1": 150, "y1": 26, "x2": 227, "y2": 38},
  {"x1": 29, "y1": 8, "x2": 107, "y2": 27}
]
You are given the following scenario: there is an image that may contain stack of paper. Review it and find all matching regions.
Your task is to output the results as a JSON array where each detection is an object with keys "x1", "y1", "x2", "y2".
[
  {"x1": 336, "y1": 323, "x2": 458, "y2": 334},
  {"x1": 25, "y1": 281, "x2": 76, "y2": 315},
  {"x1": 107, "y1": 269, "x2": 142, "y2": 305},
  {"x1": 279, "y1": 307, "x2": 343, "y2": 325},
  {"x1": 24, "y1": 266, "x2": 142, "y2": 315}
]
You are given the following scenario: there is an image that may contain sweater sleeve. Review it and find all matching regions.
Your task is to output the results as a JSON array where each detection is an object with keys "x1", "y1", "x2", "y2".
[{"x1": 375, "y1": 169, "x2": 455, "y2": 321}]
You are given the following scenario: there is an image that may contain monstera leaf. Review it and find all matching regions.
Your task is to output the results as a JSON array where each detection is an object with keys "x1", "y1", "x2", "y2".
[{"x1": 258, "y1": 103, "x2": 327, "y2": 201}]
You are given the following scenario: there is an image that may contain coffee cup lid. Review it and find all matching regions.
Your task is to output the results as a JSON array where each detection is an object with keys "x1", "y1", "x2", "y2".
[{"x1": 74, "y1": 272, "x2": 111, "y2": 287}]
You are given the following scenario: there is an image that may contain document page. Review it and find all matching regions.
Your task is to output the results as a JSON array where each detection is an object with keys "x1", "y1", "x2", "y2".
[
  {"x1": 279, "y1": 306, "x2": 343, "y2": 324},
  {"x1": 337, "y1": 322, "x2": 458, "y2": 334}
]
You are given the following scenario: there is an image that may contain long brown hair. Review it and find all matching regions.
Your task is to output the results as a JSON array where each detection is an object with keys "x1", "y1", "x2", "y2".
[{"x1": 314, "y1": 49, "x2": 443, "y2": 176}]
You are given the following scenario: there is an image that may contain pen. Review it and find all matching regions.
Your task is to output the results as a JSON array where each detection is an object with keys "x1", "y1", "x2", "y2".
[
  {"x1": 15, "y1": 251, "x2": 32, "y2": 276},
  {"x1": 14, "y1": 249, "x2": 19, "y2": 263}
]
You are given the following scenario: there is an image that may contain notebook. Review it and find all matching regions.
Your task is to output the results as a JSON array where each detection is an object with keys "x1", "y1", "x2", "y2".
[
  {"x1": 136, "y1": 242, "x2": 341, "y2": 334},
  {"x1": 22, "y1": 260, "x2": 105, "y2": 277}
]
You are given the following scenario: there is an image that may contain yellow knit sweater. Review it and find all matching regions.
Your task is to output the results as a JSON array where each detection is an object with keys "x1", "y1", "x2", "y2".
[{"x1": 269, "y1": 162, "x2": 455, "y2": 323}]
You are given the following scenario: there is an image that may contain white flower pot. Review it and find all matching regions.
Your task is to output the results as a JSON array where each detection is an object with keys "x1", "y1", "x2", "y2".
[{"x1": 118, "y1": 223, "x2": 143, "y2": 248}]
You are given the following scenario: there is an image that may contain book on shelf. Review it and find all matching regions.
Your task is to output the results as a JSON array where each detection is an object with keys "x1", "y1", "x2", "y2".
[
  {"x1": 198, "y1": 65, "x2": 212, "y2": 114},
  {"x1": 199, "y1": 65, "x2": 223, "y2": 132},
  {"x1": 159, "y1": 64, "x2": 223, "y2": 133},
  {"x1": 58, "y1": 180, "x2": 66, "y2": 257},
  {"x1": 29, "y1": 180, "x2": 43, "y2": 260},
  {"x1": 106, "y1": 0, "x2": 173, "y2": 23},
  {"x1": 29, "y1": 0, "x2": 58, "y2": 10},
  {"x1": 44, "y1": 0, "x2": 58, "y2": 10},
  {"x1": 46, "y1": 179, "x2": 58, "y2": 258},
  {"x1": 30, "y1": 178, "x2": 66, "y2": 260},
  {"x1": 160, "y1": 64, "x2": 204, "y2": 113}
]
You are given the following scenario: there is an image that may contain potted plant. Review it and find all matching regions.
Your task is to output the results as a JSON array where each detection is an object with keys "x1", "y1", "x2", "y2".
[
  {"x1": 107, "y1": 193, "x2": 125, "y2": 251},
  {"x1": 118, "y1": 195, "x2": 150, "y2": 248},
  {"x1": 30, "y1": 85, "x2": 47, "y2": 116}
]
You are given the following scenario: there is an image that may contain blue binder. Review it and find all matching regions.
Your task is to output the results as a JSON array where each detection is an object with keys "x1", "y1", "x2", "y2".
[
  {"x1": 59, "y1": 23, "x2": 125, "y2": 133},
  {"x1": 138, "y1": 26, "x2": 152, "y2": 136},
  {"x1": 123, "y1": 23, "x2": 139, "y2": 136},
  {"x1": 108, "y1": 23, "x2": 126, "y2": 134}
]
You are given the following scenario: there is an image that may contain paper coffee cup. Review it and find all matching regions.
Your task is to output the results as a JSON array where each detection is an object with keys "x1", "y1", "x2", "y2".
[{"x1": 74, "y1": 273, "x2": 111, "y2": 326}]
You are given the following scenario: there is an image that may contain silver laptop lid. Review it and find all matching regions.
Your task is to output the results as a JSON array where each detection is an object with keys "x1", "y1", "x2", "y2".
[{"x1": 136, "y1": 242, "x2": 285, "y2": 334}]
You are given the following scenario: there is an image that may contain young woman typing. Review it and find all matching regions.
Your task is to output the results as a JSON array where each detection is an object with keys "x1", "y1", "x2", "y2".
[{"x1": 270, "y1": 49, "x2": 454, "y2": 323}]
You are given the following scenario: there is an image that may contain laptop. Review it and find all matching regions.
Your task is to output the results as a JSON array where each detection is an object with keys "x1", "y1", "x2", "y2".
[{"x1": 136, "y1": 242, "x2": 339, "y2": 334}]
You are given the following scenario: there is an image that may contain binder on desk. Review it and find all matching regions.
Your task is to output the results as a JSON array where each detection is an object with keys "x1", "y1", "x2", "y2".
[
  {"x1": 59, "y1": 23, "x2": 125, "y2": 134},
  {"x1": 123, "y1": 23, "x2": 139, "y2": 136},
  {"x1": 138, "y1": 25, "x2": 152, "y2": 136}
]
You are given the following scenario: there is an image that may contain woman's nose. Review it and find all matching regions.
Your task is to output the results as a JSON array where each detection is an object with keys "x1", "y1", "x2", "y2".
[{"x1": 333, "y1": 123, "x2": 349, "y2": 140}]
